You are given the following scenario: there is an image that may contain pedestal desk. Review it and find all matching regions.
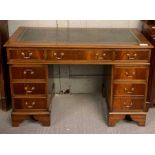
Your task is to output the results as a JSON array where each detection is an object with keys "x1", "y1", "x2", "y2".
[{"x1": 4, "y1": 27, "x2": 153, "y2": 127}]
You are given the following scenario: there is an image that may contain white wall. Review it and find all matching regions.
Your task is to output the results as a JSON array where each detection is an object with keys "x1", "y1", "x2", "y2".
[{"x1": 8, "y1": 20, "x2": 141, "y2": 36}]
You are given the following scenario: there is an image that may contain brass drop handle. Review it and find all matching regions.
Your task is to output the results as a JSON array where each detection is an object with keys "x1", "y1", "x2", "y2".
[
  {"x1": 21, "y1": 52, "x2": 32, "y2": 59},
  {"x1": 125, "y1": 71, "x2": 136, "y2": 78},
  {"x1": 23, "y1": 69, "x2": 34, "y2": 75},
  {"x1": 24, "y1": 86, "x2": 35, "y2": 94},
  {"x1": 124, "y1": 87, "x2": 135, "y2": 94},
  {"x1": 123, "y1": 102, "x2": 133, "y2": 108},
  {"x1": 25, "y1": 101, "x2": 35, "y2": 108},
  {"x1": 95, "y1": 53, "x2": 106, "y2": 60},
  {"x1": 102, "y1": 53, "x2": 106, "y2": 57},
  {"x1": 126, "y1": 53, "x2": 137, "y2": 60},
  {"x1": 53, "y1": 52, "x2": 64, "y2": 60},
  {"x1": 95, "y1": 53, "x2": 99, "y2": 58}
]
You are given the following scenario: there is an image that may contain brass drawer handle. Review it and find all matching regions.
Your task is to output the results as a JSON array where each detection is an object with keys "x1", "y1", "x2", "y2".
[
  {"x1": 125, "y1": 71, "x2": 135, "y2": 78},
  {"x1": 103, "y1": 53, "x2": 106, "y2": 57},
  {"x1": 23, "y1": 69, "x2": 34, "y2": 75},
  {"x1": 95, "y1": 53, "x2": 107, "y2": 60},
  {"x1": 126, "y1": 53, "x2": 137, "y2": 60},
  {"x1": 25, "y1": 101, "x2": 35, "y2": 108},
  {"x1": 123, "y1": 102, "x2": 133, "y2": 108},
  {"x1": 124, "y1": 87, "x2": 135, "y2": 94},
  {"x1": 24, "y1": 86, "x2": 35, "y2": 94},
  {"x1": 53, "y1": 52, "x2": 64, "y2": 60},
  {"x1": 21, "y1": 52, "x2": 32, "y2": 59}
]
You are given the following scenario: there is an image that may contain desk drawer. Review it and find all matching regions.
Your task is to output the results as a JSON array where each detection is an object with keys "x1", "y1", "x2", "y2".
[
  {"x1": 112, "y1": 97, "x2": 144, "y2": 111},
  {"x1": 47, "y1": 49, "x2": 113, "y2": 61},
  {"x1": 10, "y1": 66, "x2": 47, "y2": 80},
  {"x1": 113, "y1": 84, "x2": 146, "y2": 96},
  {"x1": 115, "y1": 49, "x2": 150, "y2": 61},
  {"x1": 12, "y1": 83, "x2": 47, "y2": 95},
  {"x1": 93, "y1": 50, "x2": 113, "y2": 60},
  {"x1": 113, "y1": 66, "x2": 148, "y2": 80},
  {"x1": 8, "y1": 49, "x2": 44, "y2": 60},
  {"x1": 13, "y1": 98, "x2": 47, "y2": 110}
]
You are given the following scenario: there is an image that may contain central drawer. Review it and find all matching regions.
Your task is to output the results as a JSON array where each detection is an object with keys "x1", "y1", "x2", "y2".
[
  {"x1": 113, "y1": 84, "x2": 146, "y2": 96},
  {"x1": 10, "y1": 65, "x2": 47, "y2": 80},
  {"x1": 12, "y1": 83, "x2": 47, "y2": 95},
  {"x1": 13, "y1": 98, "x2": 48, "y2": 110},
  {"x1": 46, "y1": 49, "x2": 113, "y2": 61}
]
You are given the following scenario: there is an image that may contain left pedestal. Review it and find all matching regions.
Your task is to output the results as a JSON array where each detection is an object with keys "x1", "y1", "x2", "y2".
[{"x1": 7, "y1": 52, "x2": 51, "y2": 127}]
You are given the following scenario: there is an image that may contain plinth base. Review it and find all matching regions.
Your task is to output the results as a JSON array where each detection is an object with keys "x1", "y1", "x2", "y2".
[
  {"x1": 11, "y1": 111, "x2": 50, "y2": 127},
  {"x1": 108, "y1": 112, "x2": 146, "y2": 127}
]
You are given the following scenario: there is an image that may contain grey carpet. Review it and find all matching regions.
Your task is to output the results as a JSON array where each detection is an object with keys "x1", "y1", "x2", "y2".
[{"x1": 0, "y1": 94, "x2": 155, "y2": 134}]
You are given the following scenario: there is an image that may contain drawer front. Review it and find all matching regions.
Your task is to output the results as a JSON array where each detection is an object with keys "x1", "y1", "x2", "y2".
[
  {"x1": 10, "y1": 66, "x2": 47, "y2": 80},
  {"x1": 93, "y1": 50, "x2": 113, "y2": 60},
  {"x1": 115, "y1": 50, "x2": 150, "y2": 61},
  {"x1": 8, "y1": 49, "x2": 44, "y2": 60},
  {"x1": 47, "y1": 49, "x2": 113, "y2": 61},
  {"x1": 113, "y1": 84, "x2": 146, "y2": 96},
  {"x1": 112, "y1": 97, "x2": 144, "y2": 111},
  {"x1": 12, "y1": 83, "x2": 47, "y2": 95},
  {"x1": 113, "y1": 66, "x2": 148, "y2": 80},
  {"x1": 13, "y1": 98, "x2": 47, "y2": 109}
]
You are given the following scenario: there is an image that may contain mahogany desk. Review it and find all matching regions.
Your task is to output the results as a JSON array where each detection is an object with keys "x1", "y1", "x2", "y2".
[{"x1": 4, "y1": 27, "x2": 153, "y2": 127}]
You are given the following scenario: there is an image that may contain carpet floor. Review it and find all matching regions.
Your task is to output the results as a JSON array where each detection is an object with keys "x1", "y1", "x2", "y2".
[{"x1": 0, "y1": 94, "x2": 155, "y2": 134}]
